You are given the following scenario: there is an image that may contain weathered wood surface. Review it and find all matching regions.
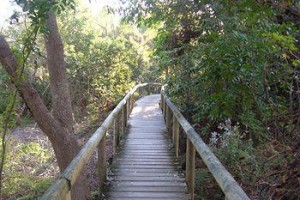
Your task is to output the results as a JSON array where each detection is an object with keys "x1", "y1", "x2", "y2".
[
  {"x1": 106, "y1": 95, "x2": 189, "y2": 200},
  {"x1": 163, "y1": 93, "x2": 251, "y2": 200}
]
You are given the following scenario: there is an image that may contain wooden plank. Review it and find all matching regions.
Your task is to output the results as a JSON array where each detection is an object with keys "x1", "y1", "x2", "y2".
[
  {"x1": 129, "y1": 117, "x2": 164, "y2": 121},
  {"x1": 109, "y1": 186, "x2": 187, "y2": 192},
  {"x1": 108, "y1": 192, "x2": 190, "y2": 198},
  {"x1": 112, "y1": 168, "x2": 178, "y2": 173},
  {"x1": 122, "y1": 150, "x2": 172, "y2": 153},
  {"x1": 109, "y1": 198, "x2": 188, "y2": 200},
  {"x1": 110, "y1": 181, "x2": 187, "y2": 187},
  {"x1": 114, "y1": 161, "x2": 179, "y2": 165},
  {"x1": 122, "y1": 143, "x2": 169, "y2": 146},
  {"x1": 128, "y1": 119, "x2": 165, "y2": 122},
  {"x1": 111, "y1": 176, "x2": 184, "y2": 182},
  {"x1": 106, "y1": 95, "x2": 188, "y2": 200},
  {"x1": 117, "y1": 153, "x2": 173, "y2": 156},
  {"x1": 114, "y1": 158, "x2": 177, "y2": 162},
  {"x1": 126, "y1": 128, "x2": 166, "y2": 131},
  {"x1": 128, "y1": 120, "x2": 165, "y2": 125},
  {"x1": 114, "y1": 165, "x2": 177, "y2": 169},
  {"x1": 123, "y1": 148, "x2": 171, "y2": 151},
  {"x1": 163, "y1": 93, "x2": 251, "y2": 200},
  {"x1": 117, "y1": 155, "x2": 173, "y2": 159},
  {"x1": 125, "y1": 139, "x2": 167, "y2": 143},
  {"x1": 126, "y1": 136, "x2": 167, "y2": 139},
  {"x1": 111, "y1": 172, "x2": 183, "y2": 177}
]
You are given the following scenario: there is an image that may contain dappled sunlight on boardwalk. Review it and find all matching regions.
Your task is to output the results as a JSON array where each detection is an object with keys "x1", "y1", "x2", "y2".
[{"x1": 105, "y1": 94, "x2": 190, "y2": 200}]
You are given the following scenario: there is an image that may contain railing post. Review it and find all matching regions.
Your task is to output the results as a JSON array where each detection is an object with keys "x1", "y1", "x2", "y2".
[
  {"x1": 166, "y1": 105, "x2": 170, "y2": 133},
  {"x1": 186, "y1": 138, "x2": 195, "y2": 200},
  {"x1": 160, "y1": 93, "x2": 163, "y2": 111},
  {"x1": 131, "y1": 95, "x2": 134, "y2": 112},
  {"x1": 124, "y1": 102, "x2": 128, "y2": 123},
  {"x1": 147, "y1": 84, "x2": 151, "y2": 95},
  {"x1": 169, "y1": 112, "x2": 173, "y2": 137},
  {"x1": 113, "y1": 114, "x2": 120, "y2": 155},
  {"x1": 138, "y1": 87, "x2": 142, "y2": 97},
  {"x1": 163, "y1": 97, "x2": 167, "y2": 119},
  {"x1": 122, "y1": 106, "x2": 126, "y2": 136},
  {"x1": 172, "y1": 114, "x2": 176, "y2": 143},
  {"x1": 65, "y1": 191, "x2": 71, "y2": 200},
  {"x1": 166, "y1": 106, "x2": 172, "y2": 136},
  {"x1": 98, "y1": 135, "x2": 107, "y2": 195},
  {"x1": 173, "y1": 116, "x2": 179, "y2": 158},
  {"x1": 156, "y1": 84, "x2": 160, "y2": 93},
  {"x1": 126, "y1": 99, "x2": 130, "y2": 120},
  {"x1": 127, "y1": 97, "x2": 131, "y2": 117}
]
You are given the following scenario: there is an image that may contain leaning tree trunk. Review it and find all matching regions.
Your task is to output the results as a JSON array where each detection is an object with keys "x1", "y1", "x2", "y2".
[
  {"x1": 44, "y1": 11, "x2": 90, "y2": 200},
  {"x1": 0, "y1": 13, "x2": 90, "y2": 200}
]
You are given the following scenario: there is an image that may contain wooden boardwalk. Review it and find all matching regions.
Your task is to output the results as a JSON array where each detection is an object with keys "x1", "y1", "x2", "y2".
[{"x1": 106, "y1": 94, "x2": 190, "y2": 200}]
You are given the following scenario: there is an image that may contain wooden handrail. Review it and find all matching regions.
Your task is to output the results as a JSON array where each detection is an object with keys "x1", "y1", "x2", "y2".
[
  {"x1": 41, "y1": 83, "x2": 161, "y2": 200},
  {"x1": 161, "y1": 91, "x2": 250, "y2": 200}
]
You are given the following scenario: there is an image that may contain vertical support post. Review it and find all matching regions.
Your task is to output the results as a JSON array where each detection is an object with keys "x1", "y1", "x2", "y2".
[
  {"x1": 169, "y1": 112, "x2": 173, "y2": 137},
  {"x1": 113, "y1": 114, "x2": 120, "y2": 155},
  {"x1": 65, "y1": 191, "x2": 71, "y2": 200},
  {"x1": 127, "y1": 97, "x2": 131, "y2": 117},
  {"x1": 147, "y1": 84, "x2": 151, "y2": 95},
  {"x1": 163, "y1": 98, "x2": 167, "y2": 119},
  {"x1": 125, "y1": 102, "x2": 128, "y2": 124},
  {"x1": 166, "y1": 105, "x2": 172, "y2": 136},
  {"x1": 186, "y1": 138, "x2": 195, "y2": 200},
  {"x1": 173, "y1": 116, "x2": 179, "y2": 157},
  {"x1": 160, "y1": 93, "x2": 164, "y2": 111},
  {"x1": 130, "y1": 94, "x2": 136, "y2": 113},
  {"x1": 122, "y1": 106, "x2": 126, "y2": 136},
  {"x1": 98, "y1": 135, "x2": 107, "y2": 195},
  {"x1": 138, "y1": 87, "x2": 142, "y2": 97},
  {"x1": 166, "y1": 105, "x2": 170, "y2": 133},
  {"x1": 127, "y1": 97, "x2": 130, "y2": 113},
  {"x1": 171, "y1": 114, "x2": 175, "y2": 143}
]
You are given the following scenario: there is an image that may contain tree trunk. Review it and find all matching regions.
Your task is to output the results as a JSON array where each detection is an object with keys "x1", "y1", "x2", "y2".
[
  {"x1": 44, "y1": 11, "x2": 90, "y2": 200},
  {"x1": 45, "y1": 11, "x2": 74, "y2": 134},
  {"x1": 0, "y1": 13, "x2": 90, "y2": 200}
]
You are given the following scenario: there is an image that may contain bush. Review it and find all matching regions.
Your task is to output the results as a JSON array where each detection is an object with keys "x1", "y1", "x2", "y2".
[{"x1": 2, "y1": 139, "x2": 58, "y2": 199}]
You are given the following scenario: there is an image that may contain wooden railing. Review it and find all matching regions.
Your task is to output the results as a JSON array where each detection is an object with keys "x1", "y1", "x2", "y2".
[
  {"x1": 161, "y1": 90, "x2": 250, "y2": 200},
  {"x1": 42, "y1": 82, "x2": 250, "y2": 200},
  {"x1": 41, "y1": 83, "x2": 161, "y2": 200}
]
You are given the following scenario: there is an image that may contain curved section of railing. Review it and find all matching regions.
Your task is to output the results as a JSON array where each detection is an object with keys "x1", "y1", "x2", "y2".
[
  {"x1": 161, "y1": 91, "x2": 250, "y2": 200},
  {"x1": 41, "y1": 83, "x2": 161, "y2": 200}
]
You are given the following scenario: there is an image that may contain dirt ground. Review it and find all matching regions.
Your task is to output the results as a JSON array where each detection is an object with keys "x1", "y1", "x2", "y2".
[{"x1": 8, "y1": 123, "x2": 114, "y2": 198}]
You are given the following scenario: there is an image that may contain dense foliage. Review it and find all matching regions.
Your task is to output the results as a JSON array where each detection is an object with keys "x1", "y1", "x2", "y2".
[
  {"x1": 1, "y1": 0, "x2": 299, "y2": 199},
  {"x1": 0, "y1": 0, "x2": 156, "y2": 198},
  {"x1": 124, "y1": 0, "x2": 300, "y2": 199},
  {"x1": 58, "y1": 7, "x2": 157, "y2": 119}
]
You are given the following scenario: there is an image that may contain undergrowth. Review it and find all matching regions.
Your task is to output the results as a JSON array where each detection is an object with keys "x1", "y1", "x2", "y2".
[
  {"x1": 194, "y1": 119, "x2": 300, "y2": 200},
  {"x1": 1, "y1": 134, "x2": 58, "y2": 200}
]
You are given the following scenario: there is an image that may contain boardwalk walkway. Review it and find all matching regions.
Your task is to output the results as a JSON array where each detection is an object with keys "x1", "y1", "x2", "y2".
[{"x1": 106, "y1": 94, "x2": 190, "y2": 200}]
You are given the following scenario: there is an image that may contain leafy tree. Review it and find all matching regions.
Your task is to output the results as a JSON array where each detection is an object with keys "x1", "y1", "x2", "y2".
[
  {"x1": 124, "y1": 0, "x2": 300, "y2": 198},
  {"x1": 58, "y1": 5, "x2": 157, "y2": 119},
  {"x1": 0, "y1": 0, "x2": 158, "y2": 197},
  {"x1": 0, "y1": 1, "x2": 89, "y2": 199},
  {"x1": 125, "y1": 0, "x2": 300, "y2": 140}
]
